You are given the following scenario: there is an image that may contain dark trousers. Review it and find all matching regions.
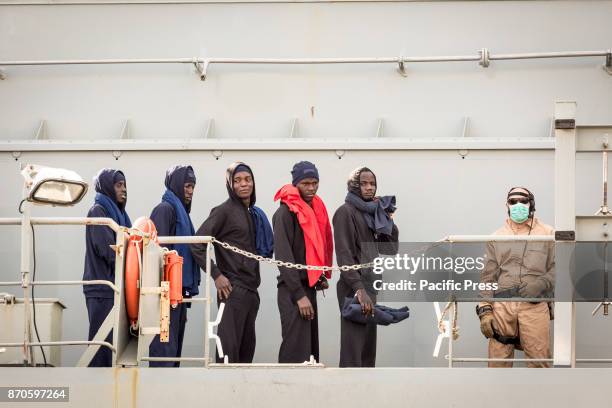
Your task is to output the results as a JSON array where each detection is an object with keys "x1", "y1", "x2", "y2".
[
  {"x1": 337, "y1": 279, "x2": 378, "y2": 367},
  {"x1": 216, "y1": 286, "x2": 260, "y2": 363},
  {"x1": 277, "y1": 283, "x2": 319, "y2": 363},
  {"x1": 86, "y1": 297, "x2": 114, "y2": 367},
  {"x1": 149, "y1": 302, "x2": 187, "y2": 367}
]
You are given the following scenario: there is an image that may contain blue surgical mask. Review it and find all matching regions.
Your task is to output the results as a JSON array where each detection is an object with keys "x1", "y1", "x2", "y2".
[{"x1": 509, "y1": 203, "x2": 530, "y2": 223}]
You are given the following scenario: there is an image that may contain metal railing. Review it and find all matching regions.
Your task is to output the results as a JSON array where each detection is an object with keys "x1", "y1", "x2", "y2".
[{"x1": 1, "y1": 48, "x2": 610, "y2": 81}]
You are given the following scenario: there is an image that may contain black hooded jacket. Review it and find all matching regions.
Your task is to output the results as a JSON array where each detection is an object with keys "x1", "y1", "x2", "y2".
[
  {"x1": 191, "y1": 162, "x2": 261, "y2": 292},
  {"x1": 150, "y1": 165, "x2": 195, "y2": 250},
  {"x1": 83, "y1": 169, "x2": 126, "y2": 298}
]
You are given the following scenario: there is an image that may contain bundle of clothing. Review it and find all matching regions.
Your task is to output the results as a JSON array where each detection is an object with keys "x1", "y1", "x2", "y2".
[{"x1": 341, "y1": 296, "x2": 410, "y2": 326}]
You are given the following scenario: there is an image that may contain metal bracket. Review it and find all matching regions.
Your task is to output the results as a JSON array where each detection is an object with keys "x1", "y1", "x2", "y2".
[
  {"x1": 555, "y1": 230, "x2": 576, "y2": 241},
  {"x1": 193, "y1": 58, "x2": 209, "y2": 81},
  {"x1": 478, "y1": 48, "x2": 490, "y2": 68},
  {"x1": 335, "y1": 150, "x2": 345, "y2": 160},
  {"x1": 159, "y1": 281, "x2": 170, "y2": 342},
  {"x1": 34, "y1": 120, "x2": 47, "y2": 140},
  {"x1": 290, "y1": 118, "x2": 299, "y2": 138},
  {"x1": 555, "y1": 119, "x2": 576, "y2": 130},
  {"x1": 461, "y1": 117, "x2": 470, "y2": 138},
  {"x1": 604, "y1": 50, "x2": 612, "y2": 75},
  {"x1": 208, "y1": 302, "x2": 226, "y2": 359},
  {"x1": 11, "y1": 151, "x2": 21, "y2": 161},
  {"x1": 120, "y1": 119, "x2": 131, "y2": 139},
  {"x1": 204, "y1": 118, "x2": 214, "y2": 139},
  {"x1": 376, "y1": 118, "x2": 384, "y2": 138},
  {"x1": 397, "y1": 55, "x2": 407, "y2": 77},
  {"x1": 112, "y1": 150, "x2": 122, "y2": 160}
]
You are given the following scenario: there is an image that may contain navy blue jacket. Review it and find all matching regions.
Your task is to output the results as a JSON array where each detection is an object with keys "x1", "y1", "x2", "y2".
[
  {"x1": 83, "y1": 204, "x2": 118, "y2": 298},
  {"x1": 83, "y1": 169, "x2": 129, "y2": 298}
]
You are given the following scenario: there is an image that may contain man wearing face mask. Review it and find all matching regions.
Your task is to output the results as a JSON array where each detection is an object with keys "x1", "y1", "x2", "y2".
[
  {"x1": 191, "y1": 162, "x2": 273, "y2": 363},
  {"x1": 273, "y1": 161, "x2": 333, "y2": 363},
  {"x1": 477, "y1": 187, "x2": 554, "y2": 368},
  {"x1": 148, "y1": 165, "x2": 199, "y2": 367},
  {"x1": 83, "y1": 168, "x2": 131, "y2": 367},
  {"x1": 332, "y1": 167, "x2": 399, "y2": 367}
]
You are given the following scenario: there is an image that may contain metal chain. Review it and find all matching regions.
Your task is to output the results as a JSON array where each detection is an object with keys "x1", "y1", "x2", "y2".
[
  {"x1": 211, "y1": 238, "x2": 371, "y2": 272},
  {"x1": 210, "y1": 238, "x2": 446, "y2": 273}
]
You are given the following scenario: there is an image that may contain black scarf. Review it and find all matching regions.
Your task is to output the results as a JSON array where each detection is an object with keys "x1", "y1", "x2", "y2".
[{"x1": 345, "y1": 191, "x2": 396, "y2": 236}]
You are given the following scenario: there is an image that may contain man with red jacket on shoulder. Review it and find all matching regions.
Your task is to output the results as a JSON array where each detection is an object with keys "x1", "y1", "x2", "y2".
[{"x1": 273, "y1": 161, "x2": 333, "y2": 364}]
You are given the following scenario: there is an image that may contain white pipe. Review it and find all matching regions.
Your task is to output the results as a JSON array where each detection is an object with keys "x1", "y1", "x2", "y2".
[
  {"x1": 30, "y1": 217, "x2": 122, "y2": 233},
  {"x1": 141, "y1": 357, "x2": 206, "y2": 362},
  {"x1": 450, "y1": 357, "x2": 553, "y2": 363},
  {"x1": 158, "y1": 235, "x2": 213, "y2": 244},
  {"x1": 1, "y1": 50, "x2": 609, "y2": 67},
  {"x1": 0, "y1": 341, "x2": 115, "y2": 352},
  {"x1": 0, "y1": 0, "x2": 448, "y2": 5},
  {"x1": 32, "y1": 280, "x2": 120, "y2": 294},
  {"x1": 208, "y1": 362, "x2": 325, "y2": 368},
  {"x1": 442, "y1": 234, "x2": 555, "y2": 242}
]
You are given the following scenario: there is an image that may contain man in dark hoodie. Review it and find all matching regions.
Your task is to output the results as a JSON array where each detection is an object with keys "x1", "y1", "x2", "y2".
[
  {"x1": 333, "y1": 167, "x2": 399, "y2": 367},
  {"x1": 83, "y1": 168, "x2": 131, "y2": 367},
  {"x1": 191, "y1": 162, "x2": 273, "y2": 363},
  {"x1": 148, "y1": 165, "x2": 199, "y2": 367},
  {"x1": 273, "y1": 161, "x2": 333, "y2": 364}
]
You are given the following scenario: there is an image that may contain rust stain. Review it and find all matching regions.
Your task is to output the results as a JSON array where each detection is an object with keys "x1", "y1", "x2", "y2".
[{"x1": 131, "y1": 368, "x2": 139, "y2": 408}]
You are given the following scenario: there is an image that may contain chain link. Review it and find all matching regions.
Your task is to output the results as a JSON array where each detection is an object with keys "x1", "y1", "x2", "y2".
[
  {"x1": 210, "y1": 238, "x2": 446, "y2": 272},
  {"x1": 210, "y1": 238, "x2": 372, "y2": 272}
]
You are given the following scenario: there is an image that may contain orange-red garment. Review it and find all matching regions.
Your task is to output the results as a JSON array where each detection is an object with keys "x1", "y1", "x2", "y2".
[{"x1": 274, "y1": 184, "x2": 333, "y2": 286}]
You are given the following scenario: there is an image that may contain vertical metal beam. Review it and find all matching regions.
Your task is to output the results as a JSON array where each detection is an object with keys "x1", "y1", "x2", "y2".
[
  {"x1": 20, "y1": 197, "x2": 33, "y2": 365},
  {"x1": 553, "y1": 101, "x2": 577, "y2": 367},
  {"x1": 203, "y1": 241, "x2": 212, "y2": 367}
]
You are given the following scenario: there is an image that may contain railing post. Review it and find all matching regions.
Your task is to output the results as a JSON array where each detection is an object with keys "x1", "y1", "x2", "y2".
[{"x1": 203, "y1": 239, "x2": 212, "y2": 368}]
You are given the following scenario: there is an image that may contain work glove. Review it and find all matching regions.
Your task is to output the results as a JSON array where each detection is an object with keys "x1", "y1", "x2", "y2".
[
  {"x1": 479, "y1": 312, "x2": 496, "y2": 339},
  {"x1": 518, "y1": 278, "x2": 548, "y2": 299}
]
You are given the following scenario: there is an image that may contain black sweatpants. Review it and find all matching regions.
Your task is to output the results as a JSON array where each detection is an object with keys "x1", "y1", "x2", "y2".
[
  {"x1": 337, "y1": 279, "x2": 377, "y2": 367},
  {"x1": 216, "y1": 286, "x2": 260, "y2": 363},
  {"x1": 149, "y1": 302, "x2": 188, "y2": 367},
  {"x1": 277, "y1": 283, "x2": 319, "y2": 363},
  {"x1": 86, "y1": 297, "x2": 114, "y2": 367}
]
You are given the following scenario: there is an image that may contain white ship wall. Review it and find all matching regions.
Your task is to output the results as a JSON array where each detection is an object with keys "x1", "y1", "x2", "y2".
[{"x1": 1, "y1": 0, "x2": 612, "y2": 366}]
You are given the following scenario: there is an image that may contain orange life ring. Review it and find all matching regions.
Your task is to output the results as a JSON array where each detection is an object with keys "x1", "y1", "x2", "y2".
[{"x1": 125, "y1": 217, "x2": 158, "y2": 331}]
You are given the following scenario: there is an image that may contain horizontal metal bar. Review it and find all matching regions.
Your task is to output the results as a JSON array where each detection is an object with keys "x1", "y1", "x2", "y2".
[
  {"x1": 442, "y1": 234, "x2": 554, "y2": 242},
  {"x1": 491, "y1": 51, "x2": 609, "y2": 61},
  {"x1": 0, "y1": 0, "x2": 473, "y2": 5},
  {"x1": 141, "y1": 357, "x2": 206, "y2": 362},
  {"x1": 0, "y1": 281, "x2": 21, "y2": 287},
  {"x1": 0, "y1": 218, "x2": 20, "y2": 226},
  {"x1": 181, "y1": 297, "x2": 207, "y2": 303},
  {"x1": 158, "y1": 235, "x2": 213, "y2": 244},
  {"x1": 1, "y1": 50, "x2": 608, "y2": 67},
  {"x1": 208, "y1": 363, "x2": 325, "y2": 368},
  {"x1": 30, "y1": 217, "x2": 123, "y2": 233},
  {"x1": 575, "y1": 359, "x2": 612, "y2": 363},
  {"x1": 450, "y1": 357, "x2": 553, "y2": 363},
  {"x1": 0, "y1": 138, "x2": 556, "y2": 152},
  {"x1": 0, "y1": 341, "x2": 115, "y2": 352},
  {"x1": 32, "y1": 280, "x2": 120, "y2": 294},
  {"x1": 456, "y1": 298, "x2": 554, "y2": 302}
]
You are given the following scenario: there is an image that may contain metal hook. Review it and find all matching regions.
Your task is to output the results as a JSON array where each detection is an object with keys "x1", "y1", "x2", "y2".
[
  {"x1": 193, "y1": 58, "x2": 210, "y2": 81},
  {"x1": 479, "y1": 48, "x2": 490, "y2": 68},
  {"x1": 397, "y1": 56, "x2": 407, "y2": 77},
  {"x1": 604, "y1": 49, "x2": 612, "y2": 75}
]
